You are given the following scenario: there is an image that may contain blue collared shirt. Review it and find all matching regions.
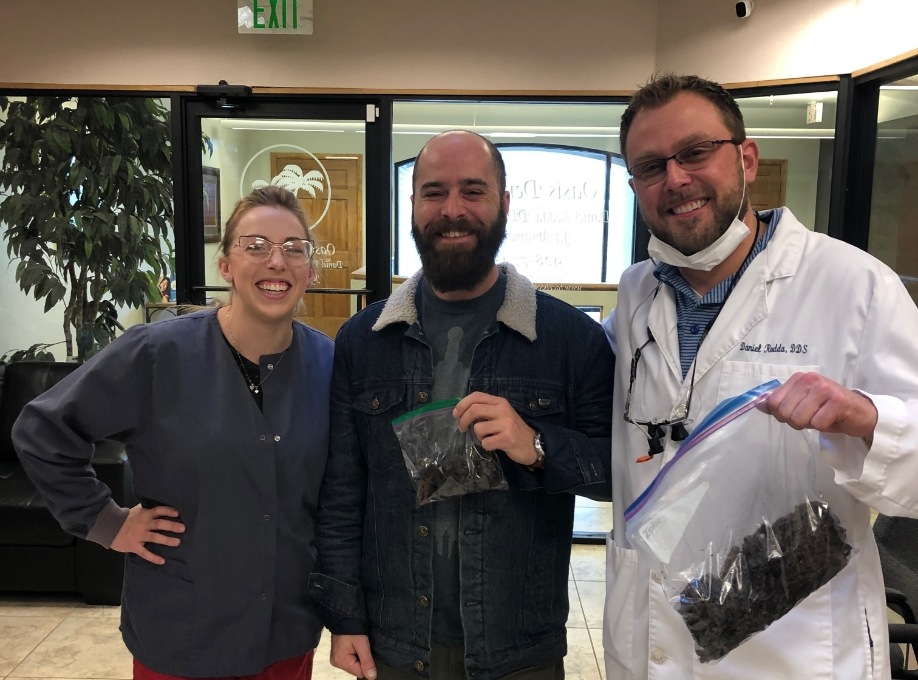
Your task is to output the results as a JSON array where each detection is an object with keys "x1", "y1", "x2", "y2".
[{"x1": 654, "y1": 208, "x2": 782, "y2": 378}]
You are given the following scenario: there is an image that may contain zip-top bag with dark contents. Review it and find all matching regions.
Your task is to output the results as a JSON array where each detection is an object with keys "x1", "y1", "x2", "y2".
[
  {"x1": 393, "y1": 398, "x2": 508, "y2": 506},
  {"x1": 625, "y1": 380, "x2": 852, "y2": 663}
]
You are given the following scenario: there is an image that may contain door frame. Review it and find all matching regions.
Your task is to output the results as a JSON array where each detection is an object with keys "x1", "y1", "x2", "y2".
[{"x1": 174, "y1": 92, "x2": 392, "y2": 308}]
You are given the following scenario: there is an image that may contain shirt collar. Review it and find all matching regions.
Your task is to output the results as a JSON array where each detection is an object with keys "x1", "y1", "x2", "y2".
[{"x1": 653, "y1": 207, "x2": 782, "y2": 304}]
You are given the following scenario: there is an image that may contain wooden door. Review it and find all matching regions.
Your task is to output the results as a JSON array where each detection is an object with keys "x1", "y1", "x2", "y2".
[
  {"x1": 749, "y1": 159, "x2": 787, "y2": 212},
  {"x1": 271, "y1": 153, "x2": 363, "y2": 338}
]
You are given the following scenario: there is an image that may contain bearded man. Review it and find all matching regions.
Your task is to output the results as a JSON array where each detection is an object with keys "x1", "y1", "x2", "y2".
[{"x1": 309, "y1": 130, "x2": 614, "y2": 680}]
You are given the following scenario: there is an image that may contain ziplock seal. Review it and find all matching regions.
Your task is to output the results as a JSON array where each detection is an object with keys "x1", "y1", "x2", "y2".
[
  {"x1": 625, "y1": 379, "x2": 780, "y2": 523},
  {"x1": 391, "y1": 398, "x2": 460, "y2": 425}
]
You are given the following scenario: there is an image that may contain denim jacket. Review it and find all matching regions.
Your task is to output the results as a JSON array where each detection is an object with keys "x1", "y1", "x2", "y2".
[{"x1": 308, "y1": 264, "x2": 613, "y2": 680}]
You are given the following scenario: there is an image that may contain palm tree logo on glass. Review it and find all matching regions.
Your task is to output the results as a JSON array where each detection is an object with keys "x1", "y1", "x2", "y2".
[{"x1": 253, "y1": 164, "x2": 325, "y2": 199}]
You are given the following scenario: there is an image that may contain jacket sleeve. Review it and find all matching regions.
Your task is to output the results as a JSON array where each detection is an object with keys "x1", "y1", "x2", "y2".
[
  {"x1": 11, "y1": 325, "x2": 151, "y2": 545},
  {"x1": 308, "y1": 325, "x2": 370, "y2": 635},
  {"x1": 522, "y1": 319, "x2": 615, "y2": 500},
  {"x1": 821, "y1": 268, "x2": 918, "y2": 517}
]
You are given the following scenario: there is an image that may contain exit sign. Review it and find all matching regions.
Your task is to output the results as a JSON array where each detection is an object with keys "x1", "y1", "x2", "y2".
[{"x1": 238, "y1": 0, "x2": 313, "y2": 34}]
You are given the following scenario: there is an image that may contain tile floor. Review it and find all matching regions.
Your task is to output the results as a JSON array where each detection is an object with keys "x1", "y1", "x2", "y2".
[{"x1": 0, "y1": 543, "x2": 608, "y2": 680}]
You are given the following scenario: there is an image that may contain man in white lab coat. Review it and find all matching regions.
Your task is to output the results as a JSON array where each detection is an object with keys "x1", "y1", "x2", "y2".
[{"x1": 603, "y1": 73, "x2": 918, "y2": 679}]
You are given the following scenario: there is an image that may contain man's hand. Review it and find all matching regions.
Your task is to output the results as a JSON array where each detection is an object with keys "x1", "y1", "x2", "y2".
[
  {"x1": 765, "y1": 372, "x2": 878, "y2": 444},
  {"x1": 110, "y1": 504, "x2": 184, "y2": 565},
  {"x1": 330, "y1": 634, "x2": 377, "y2": 679},
  {"x1": 454, "y1": 392, "x2": 539, "y2": 466}
]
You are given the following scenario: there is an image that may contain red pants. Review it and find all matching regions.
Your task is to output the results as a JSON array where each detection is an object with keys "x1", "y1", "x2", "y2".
[{"x1": 133, "y1": 650, "x2": 314, "y2": 680}]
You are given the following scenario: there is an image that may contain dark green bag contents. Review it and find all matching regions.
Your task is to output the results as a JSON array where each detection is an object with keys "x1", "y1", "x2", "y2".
[
  {"x1": 625, "y1": 380, "x2": 853, "y2": 663},
  {"x1": 678, "y1": 500, "x2": 851, "y2": 662},
  {"x1": 392, "y1": 399, "x2": 509, "y2": 507}
]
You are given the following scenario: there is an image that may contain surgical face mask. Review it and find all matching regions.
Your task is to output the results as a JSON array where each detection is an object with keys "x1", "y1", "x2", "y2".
[
  {"x1": 647, "y1": 150, "x2": 749, "y2": 271},
  {"x1": 647, "y1": 218, "x2": 749, "y2": 271}
]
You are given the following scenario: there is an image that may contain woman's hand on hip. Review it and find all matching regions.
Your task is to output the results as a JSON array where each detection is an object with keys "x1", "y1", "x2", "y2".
[{"x1": 110, "y1": 504, "x2": 184, "y2": 565}]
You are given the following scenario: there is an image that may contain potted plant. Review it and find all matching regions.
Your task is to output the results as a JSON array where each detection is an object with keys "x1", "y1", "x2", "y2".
[{"x1": 0, "y1": 95, "x2": 173, "y2": 362}]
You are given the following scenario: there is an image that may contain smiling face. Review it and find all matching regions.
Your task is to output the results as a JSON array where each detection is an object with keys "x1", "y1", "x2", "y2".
[
  {"x1": 410, "y1": 131, "x2": 510, "y2": 295},
  {"x1": 625, "y1": 92, "x2": 759, "y2": 256},
  {"x1": 218, "y1": 205, "x2": 315, "y2": 323}
]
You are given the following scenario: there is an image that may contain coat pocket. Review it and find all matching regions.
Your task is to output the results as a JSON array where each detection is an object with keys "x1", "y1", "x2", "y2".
[
  {"x1": 698, "y1": 567, "x2": 841, "y2": 677},
  {"x1": 122, "y1": 554, "x2": 197, "y2": 666},
  {"x1": 604, "y1": 538, "x2": 645, "y2": 677},
  {"x1": 717, "y1": 360, "x2": 820, "y2": 405},
  {"x1": 497, "y1": 384, "x2": 567, "y2": 426},
  {"x1": 352, "y1": 385, "x2": 407, "y2": 472}
]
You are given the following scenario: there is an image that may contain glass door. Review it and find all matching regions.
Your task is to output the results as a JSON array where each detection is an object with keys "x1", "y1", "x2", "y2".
[
  {"x1": 175, "y1": 95, "x2": 390, "y2": 336},
  {"x1": 867, "y1": 74, "x2": 918, "y2": 306}
]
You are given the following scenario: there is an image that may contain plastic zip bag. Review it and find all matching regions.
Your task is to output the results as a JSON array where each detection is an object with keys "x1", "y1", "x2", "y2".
[
  {"x1": 392, "y1": 398, "x2": 509, "y2": 507},
  {"x1": 624, "y1": 379, "x2": 852, "y2": 663}
]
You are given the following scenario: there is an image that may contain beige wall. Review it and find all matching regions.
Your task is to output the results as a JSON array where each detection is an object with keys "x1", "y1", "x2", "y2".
[
  {"x1": 656, "y1": 0, "x2": 918, "y2": 85},
  {"x1": 2, "y1": 1, "x2": 915, "y2": 91},
  {"x1": 0, "y1": 1, "x2": 657, "y2": 91}
]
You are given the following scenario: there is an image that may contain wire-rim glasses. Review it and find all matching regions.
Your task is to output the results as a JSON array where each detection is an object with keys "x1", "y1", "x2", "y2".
[
  {"x1": 628, "y1": 138, "x2": 743, "y2": 184},
  {"x1": 235, "y1": 235, "x2": 314, "y2": 265}
]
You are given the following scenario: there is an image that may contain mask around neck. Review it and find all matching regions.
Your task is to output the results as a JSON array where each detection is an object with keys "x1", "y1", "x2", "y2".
[{"x1": 647, "y1": 217, "x2": 750, "y2": 271}]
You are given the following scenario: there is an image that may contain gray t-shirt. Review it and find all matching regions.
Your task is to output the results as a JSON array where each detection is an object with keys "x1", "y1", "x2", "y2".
[{"x1": 418, "y1": 273, "x2": 506, "y2": 646}]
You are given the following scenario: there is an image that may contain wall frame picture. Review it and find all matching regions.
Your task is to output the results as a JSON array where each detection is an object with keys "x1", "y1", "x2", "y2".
[{"x1": 203, "y1": 166, "x2": 221, "y2": 243}]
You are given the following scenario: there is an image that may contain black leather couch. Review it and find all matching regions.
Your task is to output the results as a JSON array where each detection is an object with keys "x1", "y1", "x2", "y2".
[{"x1": 0, "y1": 361, "x2": 132, "y2": 605}]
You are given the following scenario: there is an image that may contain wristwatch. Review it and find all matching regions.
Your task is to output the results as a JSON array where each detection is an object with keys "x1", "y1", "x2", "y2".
[{"x1": 527, "y1": 432, "x2": 546, "y2": 471}]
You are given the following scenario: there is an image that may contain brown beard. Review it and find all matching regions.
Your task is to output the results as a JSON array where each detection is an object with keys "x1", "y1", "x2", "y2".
[
  {"x1": 644, "y1": 154, "x2": 748, "y2": 256},
  {"x1": 411, "y1": 212, "x2": 507, "y2": 293}
]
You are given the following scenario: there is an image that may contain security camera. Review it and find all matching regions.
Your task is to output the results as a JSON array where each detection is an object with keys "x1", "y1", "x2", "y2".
[{"x1": 735, "y1": 1, "x2": 754, "y2": 18}]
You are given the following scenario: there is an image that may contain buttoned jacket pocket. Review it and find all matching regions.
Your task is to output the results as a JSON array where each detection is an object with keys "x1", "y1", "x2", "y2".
[
  {"x1": 352, "y1": 385, "x2": 408, "y2": 473},
  {"x1": 497, "y1": 384, "x2": 567, "y2": 427}
]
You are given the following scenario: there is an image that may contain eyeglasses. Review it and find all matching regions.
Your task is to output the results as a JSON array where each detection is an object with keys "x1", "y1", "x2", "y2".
[
  {"x1": 623, "y1": 329, "x2": 696, "y2": 462},
  {"x1": 628, "y1": 139, "x2": 743, "y2": 184},
  {"x1": 235, "y1": 235, "x2": 314, "y2": 265}
]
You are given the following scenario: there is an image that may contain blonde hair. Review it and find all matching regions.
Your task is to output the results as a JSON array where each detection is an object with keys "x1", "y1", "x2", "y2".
[{"x1": 219, "y1": 185, "x2": 319, "y2": 286}]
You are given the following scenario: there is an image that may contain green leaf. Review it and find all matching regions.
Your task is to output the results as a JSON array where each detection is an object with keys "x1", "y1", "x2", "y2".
[
  {"x1": 0, "y1": 95, "x2": 173, "y2": 354},
  {"x1": 56, "y1": 129, "x2": 72, "y2": 154}
]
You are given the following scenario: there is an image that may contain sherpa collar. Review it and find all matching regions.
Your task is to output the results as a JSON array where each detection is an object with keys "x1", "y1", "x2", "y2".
[{"x1": 372, "y1": 263, "x2": 538, "y2": 342}]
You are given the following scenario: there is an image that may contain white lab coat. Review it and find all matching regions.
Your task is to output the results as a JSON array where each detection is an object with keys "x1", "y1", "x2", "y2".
[{"x1": 604, "y1": 209, "x2": 918, "y2": 679}]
